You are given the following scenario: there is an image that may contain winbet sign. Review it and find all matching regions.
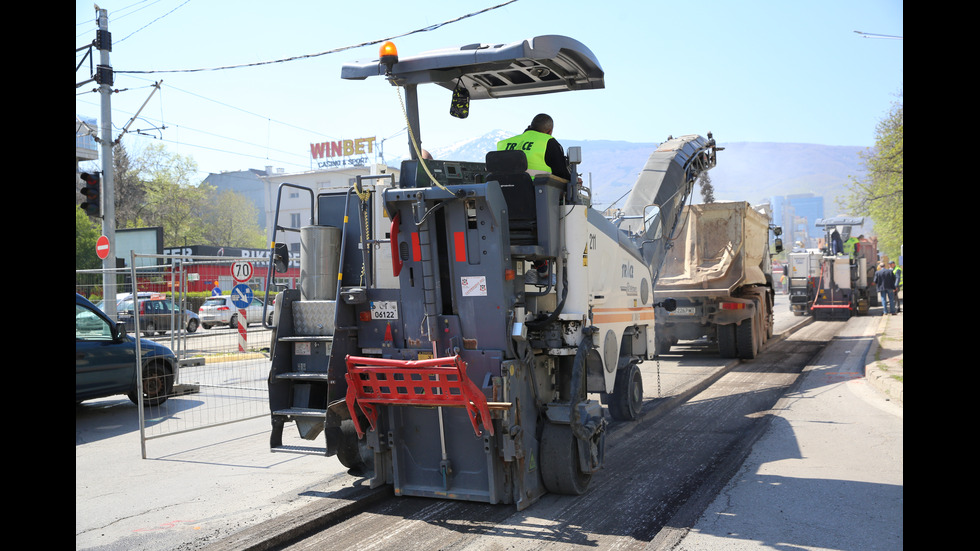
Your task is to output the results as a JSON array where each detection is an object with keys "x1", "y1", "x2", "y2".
[{"x1": 310, "y1": 137, "x2": 377, "y2": 169}]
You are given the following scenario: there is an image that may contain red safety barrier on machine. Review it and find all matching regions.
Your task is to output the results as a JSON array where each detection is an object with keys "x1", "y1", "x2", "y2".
[{"x1": 344, "y1": 354, "x2": 494, "y2": 439}]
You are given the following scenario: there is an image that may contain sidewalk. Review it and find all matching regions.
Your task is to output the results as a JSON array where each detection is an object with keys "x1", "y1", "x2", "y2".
[
  {"x1": 865, "y1": 298, "x2": 904, "y2": 406},
  {"x1": 665, "y1": 303, "x2": 904, "y2": 550}
]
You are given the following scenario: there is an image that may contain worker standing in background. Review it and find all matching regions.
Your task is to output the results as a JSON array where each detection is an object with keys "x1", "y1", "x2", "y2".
[
  {"x1": 830, "y1": 230, "x2": 844, "y2": 255},
  {"x1": 874, "y1": 262, "x2": 898, "y2": 315},
  {"x1": 843, "y1": 234, "x2": 859, "y2": 257},
  {"x1": 890, "y1": 260, "x2": 903, "y2": 313}
]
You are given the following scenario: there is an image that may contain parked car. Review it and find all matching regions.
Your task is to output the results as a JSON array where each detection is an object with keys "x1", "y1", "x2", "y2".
[
  {"x1": 198, "y1": 294, "x2": 274, "y2": 329},
  {"x1": 76, "y1": 293, "x2": 178, "y2": 406},
  {"x1": 117, "y1": 298, "x2": 201, "y2": 336}
]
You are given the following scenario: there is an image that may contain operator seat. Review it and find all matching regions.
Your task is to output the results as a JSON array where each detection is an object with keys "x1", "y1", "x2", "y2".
[{"x1": 486, "y1": 150, "x2": 537, "y2": 245}]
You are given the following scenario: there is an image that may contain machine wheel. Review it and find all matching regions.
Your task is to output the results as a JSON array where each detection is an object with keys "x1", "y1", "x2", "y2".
[
  {"x1": 540, "y1": 422, "x2": 591, "y2": 495},
  {"x1": 186, "y1": 318, "x2": 199, "y2": 333},
  {"x1": 229, "y1": 314, "x2": 239, "y2": 329},
  {"x1": 607, "y1": 363, "x2": 642, "y2": 421},
  {"x1": 337, "y1": 419, "x2": 369, "y2": 475},
  {"x1": 142, "y1": 322, "x2": 156, "y2": 337},
  {"x1": 717, "y1": 323, "x2": 737, "y2": 358},
  {"x1": 736, "y1": 319, "x2": 758, "y2": 359}
]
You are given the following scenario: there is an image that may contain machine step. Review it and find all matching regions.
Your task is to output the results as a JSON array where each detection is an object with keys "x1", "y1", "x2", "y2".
[
  {"x1": 275, "y1": 372, "x2": 331, "y2": 382},
  {"x1": 272, "y1": 408, "x2": 328, "y2": 418},
  {"x1": 278, "y1": 335, "x2": 334, "y2": 342},
  {"x1": 270, "y1": 444, "x2": 327, "y2": 455}
]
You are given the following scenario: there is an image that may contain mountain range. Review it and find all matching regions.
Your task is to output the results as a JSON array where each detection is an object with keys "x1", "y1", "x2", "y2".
[{"x1": 420, "y1": 130, "x2": 869, "y2": 213}]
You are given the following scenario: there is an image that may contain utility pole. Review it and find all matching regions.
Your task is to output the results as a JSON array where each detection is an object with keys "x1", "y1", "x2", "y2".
[{"x1": 95, "y1": 7, "x2": 117, "y2": 318}]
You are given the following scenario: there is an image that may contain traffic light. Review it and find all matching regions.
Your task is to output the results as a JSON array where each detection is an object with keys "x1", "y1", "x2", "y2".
[{"x1": 79, "y1": 172, "x2": 101, "y2": 217}]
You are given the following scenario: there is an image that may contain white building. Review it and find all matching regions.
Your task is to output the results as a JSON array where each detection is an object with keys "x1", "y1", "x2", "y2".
[
  {"x1": 259, "y1": 163, "x2": 400, "y2": 255},
  {"x1": 76, "y1": 116, "x2": 99, "y2": 195}
]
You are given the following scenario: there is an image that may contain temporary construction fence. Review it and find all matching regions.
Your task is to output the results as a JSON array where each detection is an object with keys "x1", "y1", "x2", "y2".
[{"x1": 76, "y1": 253, "x2": 289, "y2": 457}]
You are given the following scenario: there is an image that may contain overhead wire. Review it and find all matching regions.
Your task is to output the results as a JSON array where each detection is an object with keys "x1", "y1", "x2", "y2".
[
  {"x1": 77, "y1": 1, "x2": 519, "y2": 175},
  {"x1": 113, "y1": 0, "x2": 519, "y2": 74},
  {"x1": 115, "y1": 0, "x2": 193, "y2": 44}
]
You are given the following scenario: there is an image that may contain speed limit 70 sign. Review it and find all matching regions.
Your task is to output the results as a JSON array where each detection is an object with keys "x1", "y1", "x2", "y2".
[{"x1": 232, "y1": 261, "x2": 253, "y2": 282}]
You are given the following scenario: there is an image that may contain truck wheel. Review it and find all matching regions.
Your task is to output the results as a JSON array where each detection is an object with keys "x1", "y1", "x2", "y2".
[
  {"x1": 736, "y1": 319, "x2": 758, "y2": 359},
  {"x1": 607, "y1": 363, "x2": 642, "y2": 421},
  {"x1": 717, "y1": 323, "x2": 737, "y2": 358},
  {"x1": 764, "y1": 298, "x2": 773, "y2": 340},
  {"x1": 540, "y1": 422, "x2": 591, "y2": 495}
]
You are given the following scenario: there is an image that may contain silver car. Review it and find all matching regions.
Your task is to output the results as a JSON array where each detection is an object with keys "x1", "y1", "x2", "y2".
[
  {"x1": 112, "y1": 297, "x2": 201, "y2": 336},
  {"x1": 198, "y1": 295, "x2": 274, "y2": 330}
]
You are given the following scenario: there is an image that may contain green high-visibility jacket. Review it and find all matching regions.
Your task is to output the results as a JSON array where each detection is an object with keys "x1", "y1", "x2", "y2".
[{"x1": 497, "y1": 130, "x2": 553, "y2": 173}]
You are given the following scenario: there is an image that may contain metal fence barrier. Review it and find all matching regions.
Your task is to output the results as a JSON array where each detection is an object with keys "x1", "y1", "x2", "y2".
[{"x1": 76, "y1": 254, "x2": 284, "y2": 457}]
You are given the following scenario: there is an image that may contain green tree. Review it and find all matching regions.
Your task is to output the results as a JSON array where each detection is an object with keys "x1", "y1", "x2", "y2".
[
  {"x1": 199, "y1": 189, "x2": 268, "y2": 249},
  {"x1": 76, "y1": 141, "x2": 268, "y2": 253},
  {"x1": 76, "y1": 206, "x2": 101, "y2": 270},
  {"x1": 132, "y1": 143, "x2": 211, "y2": 246},
  {"x1": 843, "y1": 92, "x2": 903, "y2": 261},
  {"x1": 112, "y1": 142, "x2": 147, "y2": 229}
]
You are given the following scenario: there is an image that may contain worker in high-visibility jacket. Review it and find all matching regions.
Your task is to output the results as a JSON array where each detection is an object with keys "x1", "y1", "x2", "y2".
[
  {"x1": 843, "y1": 235, "x2": 860, "y2": 257},
  {"x1": 890, "y1": 260, "x2": 902, "y2": 313},
  {"x1": 497, "y1": 113, "x2": 572, "y2": 180},
  {"x1": 497, "y1": 114, "x2": 572, "y2": 286}
]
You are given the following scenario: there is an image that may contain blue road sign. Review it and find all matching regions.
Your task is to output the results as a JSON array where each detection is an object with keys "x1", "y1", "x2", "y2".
[{"x1": 231, "y1": 283, "x2": 253, "y2": 309}]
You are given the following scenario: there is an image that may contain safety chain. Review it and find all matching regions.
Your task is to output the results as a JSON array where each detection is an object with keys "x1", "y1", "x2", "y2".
[{"x1": 656, "y1": 357, "x2": 662, "y2": 397}]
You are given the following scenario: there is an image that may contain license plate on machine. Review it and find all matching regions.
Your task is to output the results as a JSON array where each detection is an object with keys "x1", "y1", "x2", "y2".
[
  {"x1": 370, "y1": 301, "x2": 398, "y2": 320},
  {"x1": 669, "y1": 307, "x2": 696, "y2": 316}
]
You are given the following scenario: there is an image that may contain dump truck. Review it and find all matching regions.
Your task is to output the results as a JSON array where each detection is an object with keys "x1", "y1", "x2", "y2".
[
  {"x1": 642, "y1": 201, "x2": 781, "y2": 359},
  {"x1": 263, "y1": 35, "x2": 719, "y2": 510}
]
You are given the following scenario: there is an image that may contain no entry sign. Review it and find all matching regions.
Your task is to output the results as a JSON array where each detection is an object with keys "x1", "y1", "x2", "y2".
[{"x1": 96, "y1": 235, "x2": 110, "y2": 260}]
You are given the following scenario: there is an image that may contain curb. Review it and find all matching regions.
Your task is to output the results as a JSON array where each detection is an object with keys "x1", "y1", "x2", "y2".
[{"x1": 864, "y1": 314, "x2": 903, "y2": 407}]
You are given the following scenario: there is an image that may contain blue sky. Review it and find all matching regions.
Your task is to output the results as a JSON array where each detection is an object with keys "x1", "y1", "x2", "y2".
[{"x1": 76, "y1": 0, "x2": 903, "y2": 181}]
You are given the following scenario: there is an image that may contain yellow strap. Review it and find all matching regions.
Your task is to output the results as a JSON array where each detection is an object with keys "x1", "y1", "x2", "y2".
[{"x1": 394, "y1": 84, "x2": 450, "y2": 193}]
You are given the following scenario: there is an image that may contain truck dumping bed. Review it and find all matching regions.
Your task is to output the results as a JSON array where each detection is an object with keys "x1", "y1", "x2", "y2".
[{"x1": 654, "y1": 201, "x2": 770, "y2": 299}]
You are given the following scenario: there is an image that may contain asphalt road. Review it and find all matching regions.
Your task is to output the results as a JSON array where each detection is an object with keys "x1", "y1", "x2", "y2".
[
  {"x1": 262, "y1": 314, "x2": 832, "y2": 550},
  {"x1": 77, "y1": 295, "x2": 834, "y2": 551}
]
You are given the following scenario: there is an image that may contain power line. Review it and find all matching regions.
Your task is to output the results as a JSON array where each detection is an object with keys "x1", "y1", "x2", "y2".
[
  {"x1": 115, "y1": 0, "x2": 193, "y2": 44},
  {"x1": 78, "y1": 73, "x2": 329, "y2": 163},
  {"x1": 79, "y1": 1, "x2": 495, "y2": 177},
  {"x1": 853, "y1": 30, "x2": 903, "y2": 40},
  {"x1": 115, "y1": 0, "x2": 518, "y2": 74}
]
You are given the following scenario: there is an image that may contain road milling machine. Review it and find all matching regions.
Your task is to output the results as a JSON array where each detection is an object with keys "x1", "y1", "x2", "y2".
[
  {"x1": 787, "y1": 248, "x2": 822, "y2": 316},
  {"x1": 808, "y1": 217, "x2": 878, "y2": 320},
  {"x1": 264, "y1": 35, "x2": 719, "y2": 510}
]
